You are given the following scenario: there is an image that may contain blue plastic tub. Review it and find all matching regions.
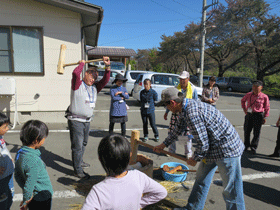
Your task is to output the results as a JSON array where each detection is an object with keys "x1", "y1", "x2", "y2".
[{"x1": 160, "y1": 162, "x2": 189, "y2": 182}]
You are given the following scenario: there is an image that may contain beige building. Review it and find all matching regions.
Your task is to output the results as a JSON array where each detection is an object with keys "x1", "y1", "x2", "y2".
[{"x1": 0, "y1": 0, "x2": 103, "y2": 124}]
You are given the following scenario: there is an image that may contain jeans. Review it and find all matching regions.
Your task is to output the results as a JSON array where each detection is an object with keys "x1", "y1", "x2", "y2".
[
  {"x1": 68, "y1": 120, "x2": 90, "y2": 174},
  {"x1": 186, "y1": 156, "x2": 245, "y2": 210},
  {"x1": 141, "y1": 112, "x2": 159, "y2": 137},
  {"x1": 244, "y1": 113, "x2": 263, "y2": 151},
  {"x1": 109, "y1": 122, "x2": 126, "y2": 136}
]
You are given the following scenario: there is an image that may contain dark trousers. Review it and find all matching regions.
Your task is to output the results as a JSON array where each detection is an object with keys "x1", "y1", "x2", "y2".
[
  {"x1": 68, "y1": 120, "x2": 90, "y2": 174},
  {"x1": 109, "y1": 122, "x2": 126, "y2": 136},
  {"x1": 141, "y1": 112, "x2": 159, "y2": 138},
  {"x1": 28, "y1": 190, "x2": 52, "y2": 210},
  {"x1": 0, "y1": 174, "x2": 13, "y2": 210},
  {"x1": 244, "y1": 112, "x2": 263, "y2": 151},
  {"x1": 272, "y1": 127, "x2": 280, "y2": 155}
]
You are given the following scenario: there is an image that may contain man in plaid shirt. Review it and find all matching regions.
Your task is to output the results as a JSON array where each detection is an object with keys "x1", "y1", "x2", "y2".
[{"x1": 154, "y1": 87, "x2": 245, "y2": 210}]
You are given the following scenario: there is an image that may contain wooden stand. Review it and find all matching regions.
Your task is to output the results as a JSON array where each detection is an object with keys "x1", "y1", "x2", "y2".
[{"x1": 129, "y1": 130, "x2": 153, "y2": 178}]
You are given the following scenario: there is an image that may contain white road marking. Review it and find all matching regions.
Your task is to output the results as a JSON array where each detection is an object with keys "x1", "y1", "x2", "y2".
[
  {"x1": 12, "y1": 171, "x2": 280, "y2": 201},
  {"x1": 8, "y1": 124, "x2": 277, "y2": 134}
]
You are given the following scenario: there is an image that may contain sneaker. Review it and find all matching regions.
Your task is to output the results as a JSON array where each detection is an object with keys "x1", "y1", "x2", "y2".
[
  {"x1": 143, "y1": 137, "x2": 148, "y2": 142},
  {"x1": 74, "y1": 171, "x2": 90, "y2": 179},
  {"x1": 154, "y1": 136, "x2": 159, "y2": 142},
  {"x1": 81, "y1": 162, "x2": 90, "y2": 168}
]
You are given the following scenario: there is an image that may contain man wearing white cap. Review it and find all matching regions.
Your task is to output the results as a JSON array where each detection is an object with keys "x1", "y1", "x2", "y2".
[{"x1": 163, "y1": 71, "x2": 198, "y2": 158}]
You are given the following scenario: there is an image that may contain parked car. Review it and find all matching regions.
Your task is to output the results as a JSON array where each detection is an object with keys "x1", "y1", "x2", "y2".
[
  {"x1": 123, "y1": 70, "x2": 150, "y2": 95},
  {"x1": 203, "y1": 75, "x2": 212, "y2": 86},
  {"x1": 216, "y1": 77, "x2": 229, "y2": 90},
  {"x1": 226, "y1": 77, "x2": 253, "y2": 92},
  {"x1": 110, "y1": 61, "x2": 125, "y2": 75},
  {"x1": 133, "y1": 72, "x2": 202, "y2": 102},
  {"x1": 96, "y1": 69, "x2": 119, "y2": 87},
  {"x1": 93, "y1": 61, "x2": 105, "y2": 68},
  {"x1": 190, "y1": 75, "x2": 198, "y2": 85}
]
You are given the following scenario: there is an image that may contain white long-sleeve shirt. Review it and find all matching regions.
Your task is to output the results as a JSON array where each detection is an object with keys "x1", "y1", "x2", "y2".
[{"x1": 81, "y1": 170, "x2": 167, "y2": 210}]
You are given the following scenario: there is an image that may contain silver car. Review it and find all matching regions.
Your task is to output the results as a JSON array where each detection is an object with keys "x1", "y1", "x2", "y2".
[
  {"x1": 133, "y1": 72, "x2": 202, "y2": 102},
  {"x1": 97, "y1": 69, "x2": 119, "y2": 87},
  {"x1": 216, "y1": 77, "x2": 229, "y2": 90},
  {"x1": 226, "y1": 77, "x2": 253, "y2": 92},
  {"x1": 123, "y1": 70, "x2": 150, "y2": 95}
]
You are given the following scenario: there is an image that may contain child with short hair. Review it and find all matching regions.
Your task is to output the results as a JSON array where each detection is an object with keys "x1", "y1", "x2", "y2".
[
  {"x1": 140, "y1": 79, "x2": 159, "y2": 142},
  {"x1": 81, "y1": 134, "x2": 167, "y2": 210},
  {"x1": 0, "y1": 113, "x2": 14, "y2": 210},
  {"x1": 15, "y1": 120, "x2": 53, "y2": 210}
]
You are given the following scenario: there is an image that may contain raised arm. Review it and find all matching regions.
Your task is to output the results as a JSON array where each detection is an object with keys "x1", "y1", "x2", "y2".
[
  {"x1": 96, "y1": 56, "x2": 111, "y2": 93},
  {"x1": 71, "y1": 61, "x2": 85, "y2": 91}
]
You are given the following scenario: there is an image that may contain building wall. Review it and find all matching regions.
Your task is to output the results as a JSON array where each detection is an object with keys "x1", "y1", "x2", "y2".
[{"x1": 0, "y1": 0, "x2": 84, "y2": 123}]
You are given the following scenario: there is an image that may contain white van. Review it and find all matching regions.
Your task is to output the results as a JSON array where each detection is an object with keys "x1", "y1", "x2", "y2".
[
  {"x1": 123, "y1": 70, "x2": 149, "y2": 95},
  {"x1": 133, "y1": 72, "x2": 202, "y2": 102}
]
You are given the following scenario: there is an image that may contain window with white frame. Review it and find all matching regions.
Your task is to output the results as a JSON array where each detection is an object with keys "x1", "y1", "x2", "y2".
[{"x1": 0, "y1": 26, "x2": 44, "y2": 75}]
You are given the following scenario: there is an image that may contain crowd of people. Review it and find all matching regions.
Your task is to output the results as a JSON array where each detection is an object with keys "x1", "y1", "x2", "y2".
[{"x1": 0, "y1": 58, "x2": 279, "y2": 209}]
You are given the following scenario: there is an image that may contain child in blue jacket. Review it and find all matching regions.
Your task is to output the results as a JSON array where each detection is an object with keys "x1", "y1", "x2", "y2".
[{"x1": 140, "y1": 79, "x2": 159, "y2": 142}]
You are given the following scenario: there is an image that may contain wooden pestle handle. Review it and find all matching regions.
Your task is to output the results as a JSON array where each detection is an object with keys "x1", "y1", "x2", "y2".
[
  {"x1": 63, "y1": 58, "x2": 103, "y2": 67},
  {"x1": 137, "y1": 140, "x2": 188, "y2": 162}
]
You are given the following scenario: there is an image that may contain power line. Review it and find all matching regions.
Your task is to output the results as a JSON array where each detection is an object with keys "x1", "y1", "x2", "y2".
[
  {"x1": 102, "y1": 19, "x2": 187, "y2": 26},
  {"x1": 99, "y1": 21, "x2": 187, "y2": 47},
  {"x1": 171, "y1": 0, "x2": 201, "y2": 13},
  {"x1": 150, "y1": 0, "x2": 200, "y2": 21}
]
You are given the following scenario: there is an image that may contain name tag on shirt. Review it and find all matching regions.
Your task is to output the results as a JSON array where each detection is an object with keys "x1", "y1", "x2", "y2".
[
  {"x1": 119, "y1": 100, "x2": 124, "y2": 103},
  {"x1": 247, "y1": 108, "x2": 252, "y2": 113},
  {"x1": 90, "y1": 102, "x2": 95, "y2": 108},
  {"x1": 145, "y1": 103, "x2": 150, "y2": 108}
]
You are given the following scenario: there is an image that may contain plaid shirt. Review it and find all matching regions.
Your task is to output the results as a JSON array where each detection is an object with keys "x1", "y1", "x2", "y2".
[{"x1": 163, "y1": 99, "x2": 245, "y2": 163}]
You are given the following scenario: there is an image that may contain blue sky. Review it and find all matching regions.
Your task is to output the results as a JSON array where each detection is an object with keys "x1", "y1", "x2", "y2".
[{"x1": 87, "y1": 0, "x2": 280, "y2": 52}]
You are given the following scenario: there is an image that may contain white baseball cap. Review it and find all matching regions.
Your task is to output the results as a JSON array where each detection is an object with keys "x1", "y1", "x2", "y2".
[{"x1": 178, "y1": 71, "x2": 190, "y2": 79}]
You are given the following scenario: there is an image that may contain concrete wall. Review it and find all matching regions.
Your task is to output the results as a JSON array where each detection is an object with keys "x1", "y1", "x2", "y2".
[{"x1": 0, "y1": 0, "x2": 83, "y2": 123}]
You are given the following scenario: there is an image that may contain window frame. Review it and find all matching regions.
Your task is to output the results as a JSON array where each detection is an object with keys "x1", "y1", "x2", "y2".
[{"x1": 0, "y1": 25, "x2": 45, "y2": 76}]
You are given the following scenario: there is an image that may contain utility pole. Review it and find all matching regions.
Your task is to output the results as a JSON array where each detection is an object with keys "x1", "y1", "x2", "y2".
[
  {"x1": 198, "y1": 0, "x2": 218, "y2": 88},
  {"x1": 199, "y1": 0, "x2": 207, "y2": 88}
]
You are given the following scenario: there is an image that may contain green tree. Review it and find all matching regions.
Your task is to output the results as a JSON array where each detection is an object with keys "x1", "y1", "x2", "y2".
[
  {"x1": 226, "y1": 0, "x2": 280, "y2": 81},
  {"x1": 148, "y1": 48, "x2": 162, "y2": 72}
]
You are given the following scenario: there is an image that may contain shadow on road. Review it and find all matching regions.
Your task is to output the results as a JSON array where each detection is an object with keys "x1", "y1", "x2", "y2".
[
  {"x1": 243, "y1": 181, "x2": 280, "y2": 207},
  {"x1": 89, "y1": 130, "x2": 109, "y2": 138},
  {"x1": 241, "y1": 152, "x2": 280, "y2": 172},
  {"x1": 40, "y1": 146, "x2": 73, "y2": 176}
]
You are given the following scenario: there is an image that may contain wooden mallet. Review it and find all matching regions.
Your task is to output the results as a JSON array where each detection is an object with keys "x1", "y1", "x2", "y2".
[
  {"x1": 130, "y1": 130, "x2": 188, "y2": 163},
  {"x1": 57, "y1": 44, "x2": 103, "y2": 74}
]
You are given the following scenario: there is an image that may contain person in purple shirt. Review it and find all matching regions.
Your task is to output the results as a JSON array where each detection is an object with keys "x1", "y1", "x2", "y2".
[
  {"x1": 241, "y1": 80, "x2": 270, "y2": 155},
  {"x1": 109, "y1": 74, "x2": 129, "y2": 136},
  {"x1": 81, "y1": 134, "x2": 167, "y2": 210},
  {"x1": 66, "y1": 57, "x2": 110, "y2": 179}
]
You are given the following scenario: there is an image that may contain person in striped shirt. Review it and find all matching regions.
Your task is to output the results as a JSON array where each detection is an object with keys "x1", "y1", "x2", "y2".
[{"x1": 154, "y1": 87, "x2": 245, "y2": 210}]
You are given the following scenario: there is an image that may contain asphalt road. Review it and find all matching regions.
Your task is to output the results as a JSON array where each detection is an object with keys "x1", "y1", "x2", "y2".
[{"x1": 6, "y1": 88, "x2": 280, "y2": 210}]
